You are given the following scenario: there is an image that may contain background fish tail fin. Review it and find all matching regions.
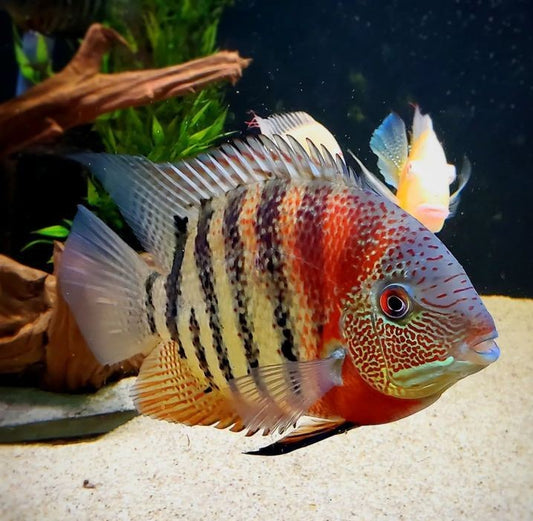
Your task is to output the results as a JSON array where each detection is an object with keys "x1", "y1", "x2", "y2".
[
  {"x1": 58, "y1": 205, "x2": 161, "y2": 365},
  {"x1": 369, "y1": 112, "x2": 408, "y2": 188}
]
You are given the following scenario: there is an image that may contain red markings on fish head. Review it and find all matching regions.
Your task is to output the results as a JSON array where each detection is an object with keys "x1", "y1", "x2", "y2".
[{"x1": 338, "y1": 196, "x2": 498, "y2": 400}]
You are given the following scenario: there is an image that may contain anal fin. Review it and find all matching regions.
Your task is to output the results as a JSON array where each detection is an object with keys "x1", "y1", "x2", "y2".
[
  {"x1": 133, "y1": 342, "x2": 347, "y2": 441},
  {"x1": 247, "y1": 418, "x2": 356, "y2": 456},
  {"x1": 132, "y1": 340, "x2": 243, "y2": 430}
]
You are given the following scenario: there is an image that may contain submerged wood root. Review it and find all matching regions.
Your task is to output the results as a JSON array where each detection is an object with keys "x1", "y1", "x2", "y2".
[
  {"x1": 0, "y1": 23, "x2": 251, "y2": 157},
  {"x1": 0, "y1": 244, "x2": 144, "y2": 391},
  {"x1": 0, "y1": 24, "x2": 251, "y2": 390}
]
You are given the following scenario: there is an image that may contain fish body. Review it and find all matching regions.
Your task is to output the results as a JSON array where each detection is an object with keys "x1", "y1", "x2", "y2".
[
  {"x1": 60, "y1": 136, "x2": 498, "y2": 454},
  {"x1": 366, "y1": 105, "x2": 470, "y2": 233}
]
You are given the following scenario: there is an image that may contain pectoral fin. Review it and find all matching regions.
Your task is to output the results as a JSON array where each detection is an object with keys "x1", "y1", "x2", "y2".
[
  {"x1": 231, "y1": 347, "x2": 346, "y2": 436},
  {"x1": 247, "y1": 418, "x2": 357, "y2": 456},
  {"x1": 449, "y1": 156, "x2": 472, "y2": 216},
  {"x1": 369, "y1": 112, "x2": 408, "y2": 188}
]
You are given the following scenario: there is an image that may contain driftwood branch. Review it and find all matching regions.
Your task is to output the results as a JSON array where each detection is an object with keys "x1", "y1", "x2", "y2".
[
  {"x1": 0, "y1": 23, "x2": 251, "y2": 157},
  {"x1": 0, "y1": 24, "x2": 250, "y2": 390},
  {"x1": 0, "y1": 245, "x2": 144, "y2": 391}
]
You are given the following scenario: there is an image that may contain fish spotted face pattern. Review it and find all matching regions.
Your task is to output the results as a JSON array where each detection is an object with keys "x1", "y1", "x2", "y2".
[{"x1": 339, "y1": 201, "x2": 498, "y2": 399}]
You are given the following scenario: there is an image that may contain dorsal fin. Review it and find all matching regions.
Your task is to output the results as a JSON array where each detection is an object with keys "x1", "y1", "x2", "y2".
[
  {"x1": 70, "y1": 153, "x2": 185, "y2": 270},
  {"x1": 369, "y1": 112, "x2": 408, "y2": 188},
  {"x1": 348, "y1": 149, "x2": 399, "y2": 204},
  {"x1": 70, "y1": 136, "x2": 354, "y2": 271},
  {"x1": 411, "y1": 104, "x2": 433, "y2": 142},
  {"x1": 248, "y1": 111, "x2": 344, "y2": 159},
  {"x1": 249, "y1": 111, "x2": 317, "y2": 136}
]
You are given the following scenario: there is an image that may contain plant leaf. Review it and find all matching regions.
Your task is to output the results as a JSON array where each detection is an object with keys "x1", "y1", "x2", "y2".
[
  {"x1": 21, "y1": 239, "x2": 54, "y2": 252},
  {"x1": 35, "y1": 34, "x2": 50, "y2": 64},
  {"x1": 190, "y1": 100, "x2": 213, "y2": 127},
  {"x1": 86, "y1": 178, "x2": 99, "y2": 205},
  {"x1": 152, "y1": 115, "x2": 165, "y2": 146},
  {"x1": 32, "y1": 225, "x2": 70, "y2": 238}
]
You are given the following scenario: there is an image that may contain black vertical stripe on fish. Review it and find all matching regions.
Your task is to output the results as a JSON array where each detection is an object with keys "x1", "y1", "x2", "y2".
[
  {"x1": 144, "y1": 271, "x2": 160, "y2": 334},
  {"x1": 195, "y1": 200, "x2": 234, "y2": 382},
  {"x1": 189, "y1": 306, "x2": 218, "y2": 390},
  {"x1": 223, "y1": 187, "x2": 259, "y2": 372},
  {"x1": 255, "y1": 181, "x2": 298, "y2": 363},
  {"x1": 165, "y1": 215, "x2": 188, "y2": 359},
  {"x1": 275, "y1": 304, "x2": 296, "y2": 362}
]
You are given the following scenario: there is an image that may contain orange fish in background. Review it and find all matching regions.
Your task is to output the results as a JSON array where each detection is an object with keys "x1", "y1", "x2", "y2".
[
  {"x1": 60, "y1": 136, "x2": 498, "y2": 455},
  {"x1": 247, "y1": 108, "x2": 469, "y2": 233},
  {"x1": 354, "y1": 105, "x2": 471, "y2": 233}
]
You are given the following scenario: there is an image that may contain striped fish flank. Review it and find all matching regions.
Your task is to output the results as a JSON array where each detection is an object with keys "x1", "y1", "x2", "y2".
[
  {"x1": 166, "y1": 180, "x2": 341, "y2": 429},
  {"x1": 60, "y1": 128, "x2": 499, "y2": 454}
]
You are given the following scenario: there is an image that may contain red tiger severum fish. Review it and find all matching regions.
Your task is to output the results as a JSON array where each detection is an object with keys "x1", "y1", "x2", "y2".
[{"x1": 59, "y1": 135, "x2": 499, "y2": 454}]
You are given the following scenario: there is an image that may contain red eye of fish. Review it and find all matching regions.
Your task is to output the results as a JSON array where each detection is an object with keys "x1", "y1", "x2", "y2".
[{"x1": 379, "y1": 284, "x2": 411, "y2": 320}]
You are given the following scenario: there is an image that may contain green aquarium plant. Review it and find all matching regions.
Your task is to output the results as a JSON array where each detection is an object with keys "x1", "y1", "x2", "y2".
[
  {"x1": 95, "y1": 0, "x2": 235, "y2": 162},
  {"x1": 12, "y1": 27, "x2": 54, "y2": 87},
  {"x1": 18, "y1": 0, "x2": 235, "y2": 259},
  {"x1": 21, "y1": 220, "x2": 72, "y2": 262},
  {"x1": 90, "y1": 0, "x2": 235, "y2": 227}
]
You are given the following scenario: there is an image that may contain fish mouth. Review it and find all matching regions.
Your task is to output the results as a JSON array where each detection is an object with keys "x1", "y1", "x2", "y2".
[
  {"x1": 387, "y1": 335, "x2": 499, "y2": 398},
  {"x1": 461, "y1": 337, "x2": 500, "y2": 366},
  {"x1": 412, "y1": 203, "x2": 450, "y2": 232},
  {"x1": 414, "y1": 203, "x2": 449, "y2": 220}
]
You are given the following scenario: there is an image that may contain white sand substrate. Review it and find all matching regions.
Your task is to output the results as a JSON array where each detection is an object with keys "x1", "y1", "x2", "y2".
[{"x1": 1, "y1": 296, "x2": 531, "y2": 521}]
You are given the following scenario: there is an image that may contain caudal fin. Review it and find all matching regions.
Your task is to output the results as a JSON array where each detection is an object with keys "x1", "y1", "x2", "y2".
[{"x1": 58, "y1": 206, "x2": 161, "y2": 365}]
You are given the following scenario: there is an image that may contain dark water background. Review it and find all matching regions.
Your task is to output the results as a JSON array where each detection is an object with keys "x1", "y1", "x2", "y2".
[
  {"x1": 219, "y1": 0, "x2": 532, "y2": 297},
  {"x1": 0, "y1": 1, "x2": 531, "y2": 297}
]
